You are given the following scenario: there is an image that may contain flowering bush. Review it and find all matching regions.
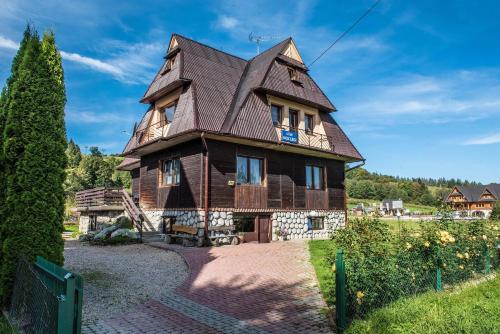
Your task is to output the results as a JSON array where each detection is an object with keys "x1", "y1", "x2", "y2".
[{"x1": 328, "y1": 216, "x2": 499, "y2": 319}]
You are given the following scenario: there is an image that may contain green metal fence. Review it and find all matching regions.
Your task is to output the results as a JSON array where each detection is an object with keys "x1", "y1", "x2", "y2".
[
  {"x1": 8, "y1": 257, "x2": 83, "y2": 334},
  {"x1": 335, "y1": 243, "x2": 497, "y2": 333}
]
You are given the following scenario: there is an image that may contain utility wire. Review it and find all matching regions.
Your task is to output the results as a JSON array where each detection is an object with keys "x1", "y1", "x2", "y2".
[{"x1": 308, "y1": 0, "x2": 382, "y2": 68}]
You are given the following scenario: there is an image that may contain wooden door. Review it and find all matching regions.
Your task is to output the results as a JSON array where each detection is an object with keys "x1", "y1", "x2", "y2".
[{"x1": 258, "y1": 215, "x2": 270, "y2": 243}]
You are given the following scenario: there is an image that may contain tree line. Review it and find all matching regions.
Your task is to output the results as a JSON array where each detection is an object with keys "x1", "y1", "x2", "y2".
[
  {"x1": 0, "y1": 26, "x2": 66, "y2": 304},
  {"x1": 64, "y1": 140, "x2": 131, "y2": 196},
  {"x1": 346, "y1": 168, "x2": 455, "y2": 206}
]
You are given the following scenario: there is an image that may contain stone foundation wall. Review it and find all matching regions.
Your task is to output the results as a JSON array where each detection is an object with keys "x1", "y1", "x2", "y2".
[
  {"x1": 79, "y1": 210, "x2": 124, "y2": 234},
  {"x1": 143, "y1": 209, "x2": 345, "y2": 240}
]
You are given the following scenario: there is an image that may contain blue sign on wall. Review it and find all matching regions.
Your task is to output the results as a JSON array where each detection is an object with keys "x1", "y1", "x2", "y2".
[{"x1": 281, "y1": 129, "x2": 298, "y2": 144}]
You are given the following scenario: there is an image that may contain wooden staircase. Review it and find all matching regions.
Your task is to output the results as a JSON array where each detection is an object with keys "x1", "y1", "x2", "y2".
[{"x1": 120, "y1": 189, "x2": 155, "y2": 233}]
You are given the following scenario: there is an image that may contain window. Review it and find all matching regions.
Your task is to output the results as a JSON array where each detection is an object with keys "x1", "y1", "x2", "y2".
[
  {"x1": 304, "y1": 114, "x2": 314, "y2": 133},
  {"x1": 236, "y1": 156, "x2": 263, "y2": 185},
  {"x1": 161, "y1": 56, "x2": 175, "y2": 74},
  {"x1": 161, "y1": 158, "x2": 180, "y2": 185},
  {"x1": 234, "y1": 215, "x2": 255, "y2": 233},
  {"x1": 306, "y1": 165, "x2": 324, "y2": 190},
  {"x1": 287, "y1": 67, "x2": 299, "y2": 81},
  {"x1": 311, "y1": 217, "x2": 324, "y2": 230},
  {"x1": 289, "y1": 109, "x2": 299, "y2": 130},
  {"x1": 271, "y1": 104, "x2": 282, "y2": 126}
]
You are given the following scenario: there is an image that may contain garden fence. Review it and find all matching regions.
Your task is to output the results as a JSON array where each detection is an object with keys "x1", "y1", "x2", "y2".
[
  {"x1": 7, "y1": 256, "x2": 83, "y2": 334},
  {"x1": 334, "y1": 227, "x2": 498, "y2": 333}
]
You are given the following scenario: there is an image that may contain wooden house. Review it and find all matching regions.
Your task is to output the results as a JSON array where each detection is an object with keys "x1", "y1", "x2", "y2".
[
  {"x1": 446, "y1": 184, "x2": 500, "y2": 218},
  {"x1": 115, "y1": 34, "x2": 364, "y2": 242}
]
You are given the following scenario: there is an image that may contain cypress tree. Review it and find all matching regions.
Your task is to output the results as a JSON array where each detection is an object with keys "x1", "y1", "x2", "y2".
[
  {"x1": 0, "y1": 26, "x2": 33, "y2": 293},
  {"x1": 0, "y1": 28, "x2": 67, "y2": 303}
]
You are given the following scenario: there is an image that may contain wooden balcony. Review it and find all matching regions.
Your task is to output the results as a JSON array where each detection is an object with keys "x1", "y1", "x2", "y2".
[
  {"x1": 275, "y1": 125, "x2": 334, "y2": 152},
  {"x1": 75, "y1": 187, "x2": 124, "y2": 212},
  {"x1": 134, "y1": 120, "x2": 169, "y2": 146}
]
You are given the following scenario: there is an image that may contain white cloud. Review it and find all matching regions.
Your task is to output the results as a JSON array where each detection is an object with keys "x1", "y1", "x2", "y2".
[
  {"x1": 342, "y1": 71, "x2": 500, "y2": 124},
  {"x1": 0, "y1": 36, "x2": 18, "y2": 50},
  {"x1": 0, "y1": 34, "x2": 162, "y2": 84},
  {"x1": 463, "y1": 133, "x2": 500, "y2": 145},
  {"x1": 216, "y1": 15, "x2": 239, "y2": 29},
  {"x1": 60, "y1": 51, "x2": 123, "y2": 77}
]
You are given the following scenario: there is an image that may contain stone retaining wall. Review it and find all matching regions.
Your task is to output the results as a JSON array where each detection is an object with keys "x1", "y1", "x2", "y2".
[
  {"x1": 79, "y1": 210, "x2": 123, "y2": 234},
  {"x1": 143, "y1": 209, "x2": 345, "y2": 240}
]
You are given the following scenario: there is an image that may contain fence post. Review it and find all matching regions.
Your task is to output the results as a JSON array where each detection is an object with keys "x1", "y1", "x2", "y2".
[
  {"x1": 336, "y1": 249, "x2": 347, "y2": 333},
  {"x1": 435, "y1": 267, "x2": 442, "y2": 291},
  {"x1": 484, "y1": 245, "x2": 491, "y2": 275},
  {"x1": 57, "y1": 273, "x2": 76, "y2": 334}
]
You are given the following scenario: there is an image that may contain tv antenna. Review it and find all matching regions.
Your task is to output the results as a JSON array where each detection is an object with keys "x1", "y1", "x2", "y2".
[{"x1": 249, "y1": 33, "x2": 281, "y2": 55}]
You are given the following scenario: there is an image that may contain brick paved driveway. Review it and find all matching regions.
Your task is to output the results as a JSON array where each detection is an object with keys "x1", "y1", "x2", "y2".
[{"x1": 83, "y1": 241, "x2": 332, "y2": 334}]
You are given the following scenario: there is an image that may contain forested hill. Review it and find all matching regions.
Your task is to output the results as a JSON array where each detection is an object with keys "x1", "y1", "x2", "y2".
[{"x1": 345, "y1": 168, "x2": 479, "y2": 206}]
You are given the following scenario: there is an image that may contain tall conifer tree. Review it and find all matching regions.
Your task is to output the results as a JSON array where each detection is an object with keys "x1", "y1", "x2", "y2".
[
  {"x1": 0, "y1": 28, "x2": 67, "y2": 304},
  {"x1": 0, "y1": 26, "x2": 34, "y2": 296}
]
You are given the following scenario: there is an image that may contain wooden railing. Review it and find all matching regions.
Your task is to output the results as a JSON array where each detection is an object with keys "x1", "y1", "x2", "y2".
[
  {"x1": 134, "y1": 120, "x2": 169, "y2": 145},
  {"x1": 275, "y1": 125, "x2": 334, "y2": 152},
  {"x1": 75, "y1": 187, "x2": 123, "y2": 208}
]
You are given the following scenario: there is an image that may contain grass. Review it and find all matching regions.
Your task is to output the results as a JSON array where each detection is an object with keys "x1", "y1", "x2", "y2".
[
  {"x1": 63, "y1": 223, "x2": 79, "y2": 233},
  {"x1": 346, "y1": 275, "x2": 500, "y2": 334},
  {"x1": 347, "y1": 198, "x2": 437, "y2": 214},
  {"x1": 309, "y1": 239, "x2": 336, "y2": 306}
]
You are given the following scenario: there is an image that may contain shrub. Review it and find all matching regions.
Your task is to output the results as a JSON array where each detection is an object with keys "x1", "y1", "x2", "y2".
[
  {"x1": 490, "y1": 202, "x2": 500, "y2": 221},
  {"x1": 115, "y1": 216, "x2": 133, "y2": 229},
  {"x1": 328, "y1": 216, "x2": 499, "y2": 319}
]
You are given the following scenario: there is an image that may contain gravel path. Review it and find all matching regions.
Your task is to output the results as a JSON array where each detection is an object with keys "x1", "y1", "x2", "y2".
[{"x1": 64, "y1": 241, "x2": 188, "y2": 324}]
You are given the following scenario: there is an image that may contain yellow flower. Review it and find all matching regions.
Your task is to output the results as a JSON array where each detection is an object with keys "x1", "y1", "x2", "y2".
[
  {"x1": 472, "y1": 236, "x2": 476, "y2": 240},
  {"x1": 331, "y1": 264, "x2": 336, "y2": 273},
  {"x1": 406, "y1": 242, "x2": 412, "y2": 250},
  {"x1": 443, "y1": 263, "x2": 447, "y2": 268},
  {"x1": 459, "y1": 265, "x2": 464, "y2": 269},
  {"x1": 464, "y1": 252, "x2": 470, "y2": 259},
  {"x1": 482, "y1": 235, "x2": 487, "y2": 240},
  {"x1": 424, "y1": 241, "x2": 430, "y2": 248},
  {"x1": 456, "y1": 252, "x2": 463, "y2": 259},
  {"x1": 356, "y1": 291, "x2": 365, "y2": 299}
]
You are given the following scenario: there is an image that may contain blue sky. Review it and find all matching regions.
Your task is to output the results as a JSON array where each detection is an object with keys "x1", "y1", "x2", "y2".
[{"x1": 1, "y1": 0, "x2": 499, "y2": 183}]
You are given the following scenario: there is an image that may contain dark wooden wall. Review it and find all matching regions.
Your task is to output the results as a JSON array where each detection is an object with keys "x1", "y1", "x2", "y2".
[
  {"x1": 138, "y1": 139, "x2": 345, "y2": 210},
  {"x1": 206, "y1": 140, "x2": 345, "y2": 210},
  {"x1": 131, "y1": 168, "x2": 140, "y2": 198},
  {"x1": 139, "y1": 139, "x2": 203, "y2": 209}
]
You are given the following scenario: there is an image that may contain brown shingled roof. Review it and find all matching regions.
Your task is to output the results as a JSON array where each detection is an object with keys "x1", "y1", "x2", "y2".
[{"x1": 123, "y1": 34, "x2": 363, "y2": 161}]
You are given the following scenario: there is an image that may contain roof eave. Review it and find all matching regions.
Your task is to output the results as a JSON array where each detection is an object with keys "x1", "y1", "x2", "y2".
[{"x1": 140, "y1": 78, "x2": 191, "y2": 104}]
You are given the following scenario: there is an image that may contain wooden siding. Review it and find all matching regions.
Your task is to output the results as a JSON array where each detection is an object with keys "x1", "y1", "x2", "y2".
[
  {"x1": 139, "y1": 139, "x2": 203, "y2": 209},
  {"x1": 131, "y1": 168, "x2": 140, "y2": 199},
  {"x1": 206, "y1": 139, "x2": 345, "y2": 210}
]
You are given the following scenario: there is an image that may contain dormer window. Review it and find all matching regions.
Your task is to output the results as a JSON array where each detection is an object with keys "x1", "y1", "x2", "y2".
[
  {"x1": 161, "y1": 56, "x2": 176, "y2": 75},
  {"x1": 271, "y1": 104, "x2": 282, "y2": 126},
  {"x1": 159, "y1": 101, "x2": 177, "y2": 126},
  {"x1": 287, "y1": 67, "x2": 300, "y2": 82}
]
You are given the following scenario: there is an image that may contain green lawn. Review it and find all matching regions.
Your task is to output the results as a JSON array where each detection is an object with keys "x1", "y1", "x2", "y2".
[
  {"x1": 63, "y1": 223, "x2": 79, "y2": 233},
  {"x1": 309, "y1": 239, "x2": 336, "y2": 306},
  {"x1": 347, "y1": 198, "x2": 437, "y2": 214},
  {"x1": 346, "y1": 275, "x2": 500, "y2": 334}
]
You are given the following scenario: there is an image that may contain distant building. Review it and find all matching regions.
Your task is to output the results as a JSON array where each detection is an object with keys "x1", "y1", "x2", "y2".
[
  {"x1": 380, "y1": 199, "x2": 404, "y2": 216},
  {"x1": 446, "y1": 184, "x2": 500, "y2": 218}
]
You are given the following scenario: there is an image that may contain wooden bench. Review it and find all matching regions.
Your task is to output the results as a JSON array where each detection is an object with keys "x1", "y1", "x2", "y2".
[
  {"x1": 164, "y1": 225, "x2": 204, "y2": 247},
  {"x1": 208, "y1": 226, "x2": 240, "y2": 246}
]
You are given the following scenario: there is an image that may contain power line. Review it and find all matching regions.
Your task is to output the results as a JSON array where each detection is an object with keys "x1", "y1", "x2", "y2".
[{"x1": 308, "y1": 0, "x2": 382, "y2": 68}]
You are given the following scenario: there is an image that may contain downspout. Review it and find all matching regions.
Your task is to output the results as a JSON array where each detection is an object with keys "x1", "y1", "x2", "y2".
[
  {"x1": 201, "y1": 132, "x2": 209, "y2": 240},
  {"x1": 343, "y1": 159, "x2": 366, "y2": 225}
]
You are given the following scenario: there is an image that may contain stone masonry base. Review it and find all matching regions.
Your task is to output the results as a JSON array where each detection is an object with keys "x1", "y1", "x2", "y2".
[{"x1": 143, "y1": 209, "x2": 345, "y2": 240}]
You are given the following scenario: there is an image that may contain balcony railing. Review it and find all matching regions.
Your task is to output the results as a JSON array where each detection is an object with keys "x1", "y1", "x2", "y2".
[
  {"x1": 75, "y1": 187, "x2": 124, "y2": 209},
  {"x1": 132, "y1": 120, "x2": 334, "y2": 152},
  {"x1": 275, "y1": 125, "x2": 334, "y2": 152},
  {"x1": 134, "y1": 120, "x2": 170, "y2": 145}
]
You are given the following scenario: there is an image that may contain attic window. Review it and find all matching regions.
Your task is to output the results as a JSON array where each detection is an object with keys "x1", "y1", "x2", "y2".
[
  {"x1": 287, "y1": 67, "x2": 300, "y2": 83},
  {"x1": 161, "y1": 57, "x2": 175, "y2": 75}
]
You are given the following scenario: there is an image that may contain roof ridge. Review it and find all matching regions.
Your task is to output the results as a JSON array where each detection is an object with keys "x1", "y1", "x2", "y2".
[
  {"x1": 173, "y1": 33, "x2": 248, "y2": 62},
  {"x1": 220, "y1": 38, "x2": 291, "y2": 133}
]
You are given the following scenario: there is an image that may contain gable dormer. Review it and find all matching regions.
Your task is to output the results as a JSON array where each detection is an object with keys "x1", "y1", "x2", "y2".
[
  {"x1": 479, "y1": 188, "x2": 497, "y2": 201},
  {"x1": 281, "y1": 40, "x2": 304, "y2": 64},
  {"x1": 447, "y1": 187, "x2": 466, "y2": 202}
]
